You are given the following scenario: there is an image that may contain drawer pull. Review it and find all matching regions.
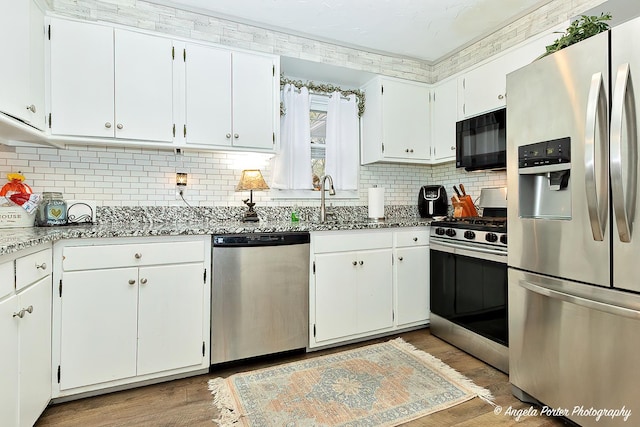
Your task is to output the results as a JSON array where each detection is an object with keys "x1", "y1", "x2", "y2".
[
  {"x1": 24, "y1": 305, "x2": 33, "y2": 315},
  {"x1": 359, "y1": 260, "x2": 364, "y2": 266},
  {"x1": 140, "y1": 278, "x2": 148, "y2": 285},
  {"x1": 398, "y1": 256, "x2": 404, "y2": 261},
  {"x1": 352, "y1": 261, "x2": 357, "y2": 266},
  {"x1": 134, "y1": 253, "x2": 142, "y2": 259},
  {"x1": 413, "y1": 237, "x2": 418, "y2": 242},
  {"x1": 128, "y1": 279, "x2": 136, "y2": 285},
  {"x1": 36, "y1": 262, "x2": 47, "y2": 270},
  {"x1": 13, "y1": 309, "x2": 25, "y2": 318}
]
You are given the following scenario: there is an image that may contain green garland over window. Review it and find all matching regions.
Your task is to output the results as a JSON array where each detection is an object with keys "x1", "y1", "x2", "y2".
[{"x1": 280, "y1": 74, "x2": 366, "y2": 117}]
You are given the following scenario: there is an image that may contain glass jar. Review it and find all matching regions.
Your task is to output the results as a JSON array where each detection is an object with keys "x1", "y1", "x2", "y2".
[{"x1": 35, "y1": 192, "x2": 67, "y2": 226}]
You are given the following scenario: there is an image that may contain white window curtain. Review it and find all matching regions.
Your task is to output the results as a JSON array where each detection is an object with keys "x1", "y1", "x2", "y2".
[
  {"x1": 325, "y1": 92, "x2": 359, "y2": 190},
  {"x1": 271, "y1": 84, "x2": 312, "y2": 190}
]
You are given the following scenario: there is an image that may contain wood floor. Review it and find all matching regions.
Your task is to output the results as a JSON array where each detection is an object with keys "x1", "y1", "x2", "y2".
[{"x1": 36, "y1": 329, "x2": 570, "y2": 427}]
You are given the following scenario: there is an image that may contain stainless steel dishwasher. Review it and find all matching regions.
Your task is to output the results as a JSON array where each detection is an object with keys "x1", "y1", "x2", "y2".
[{"x1": 211, "y1": 232, "x2": 310, "y2": 364}]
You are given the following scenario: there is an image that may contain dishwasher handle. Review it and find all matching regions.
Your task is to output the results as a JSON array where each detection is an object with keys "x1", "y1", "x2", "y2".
[{"x1": 213, "y1": 232, "x2": 310, "y2": 247}]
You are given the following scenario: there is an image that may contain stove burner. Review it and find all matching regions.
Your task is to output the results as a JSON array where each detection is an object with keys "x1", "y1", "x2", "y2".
[{"x1": 430, "y1": 216, "x2": 507, "y2": 249}]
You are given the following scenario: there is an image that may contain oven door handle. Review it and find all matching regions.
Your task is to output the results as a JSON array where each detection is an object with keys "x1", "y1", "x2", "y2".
[
  {"x1": 519, "y1": 280, "x2": 640, "y2": 320},
  {"x1": 430, "y1": 240, "x2": 507, "y2": 261}
]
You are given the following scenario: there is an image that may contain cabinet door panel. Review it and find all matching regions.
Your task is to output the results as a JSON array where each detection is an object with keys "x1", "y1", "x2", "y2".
[
  {"x1": 19, "y1": 277, "x2": 51, "y2": 427},
  {"x1": 137, "y1": 263, "x2": 204, "y2": 375},
  {"x1": 314, "y1": 253, "x2": 358, "y2": 341},
  {"x1": 232, "y1": 52, "x2": 275, "y2": 150},
  {"x1": 431, "y1": 78, "x2": 457, "y2": 162},
  {"x1": 357, "y1": 249, "x2": 393, "y2": 333},
  {"x1": 185, "y1": 44, "x2": 232, "y2": 146},
  {"x1": 115, "y1": 29, "x2": 173, "y2": 142},
  {"x1": 50, "y1": 18, "x2": 115, "y2": 137},
  {"x1": 382, "y1": 80, "x2": 430, "y2": 159},
  {"x1": 395, "y1": 246, "x2": 429, "y2": 326},
  {"x1": 0, "y1": 0, "x2": 29, "y2": 123},
  {"x1": 27, "y1": 0, "x2": 45, "y2": 130},
  {"x1": 0, "y1": 296, "x2": 19, "y2": 427},
  {"x1": 60, "y1": 268, "x2": 138, "y2": 390}
]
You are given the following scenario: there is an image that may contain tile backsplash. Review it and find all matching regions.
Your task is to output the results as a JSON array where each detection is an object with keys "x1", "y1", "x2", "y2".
[{"x1": 1, "y1": 144, "x2": 504, "y2": 209}]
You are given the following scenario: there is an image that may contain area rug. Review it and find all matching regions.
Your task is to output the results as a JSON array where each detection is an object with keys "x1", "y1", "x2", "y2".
[{"x1": 208, "y1": 338, "x2": 494, "y2": 426}]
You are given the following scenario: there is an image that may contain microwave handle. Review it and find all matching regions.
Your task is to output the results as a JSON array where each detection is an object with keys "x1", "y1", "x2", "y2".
[
  {"x1": 610, "y1": 63, "x2": 638, "y2": 243},
  {"x1": 584, "y1": 72, "x2": 609, "y2": 242}
]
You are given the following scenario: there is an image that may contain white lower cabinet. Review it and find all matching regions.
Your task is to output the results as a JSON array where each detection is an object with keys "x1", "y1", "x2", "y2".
[
  {"x1": 52, "y1": 236, "x2": 210, "y2": 398},
  {"x1": 394, "y1": 228, "x2": 430, "y2": 327},
  {"x1": 0, "y1": 246, "x2": 52, "y2": 427},
  {"x1": 310, "y1": 227, "x2": 430, "y2": 348},
  {"x1": 311, "y1": 231, "x2": 394, "y2": 346}
]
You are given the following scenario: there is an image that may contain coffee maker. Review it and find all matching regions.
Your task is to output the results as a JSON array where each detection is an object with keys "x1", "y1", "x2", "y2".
[{"x1": 418, "y1": 185, "x2": 448, "y2": 218}]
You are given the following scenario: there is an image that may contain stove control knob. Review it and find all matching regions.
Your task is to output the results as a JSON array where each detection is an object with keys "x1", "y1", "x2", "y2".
[
  {"x1": 445, "y1": 228, "x2": 456, "y2": 237},
  {"x1": 500, "y1": 234, "x2": 508, "y2": 245},
  {"x1": 485, "y1": 233, "x2": 498, "y2": 243},
  {"x1": 464, "y1": 231, "x2": 475, "y2": 240},
  {"x1": 435, "y1": 227, "x2": 446, "y2": 236}
]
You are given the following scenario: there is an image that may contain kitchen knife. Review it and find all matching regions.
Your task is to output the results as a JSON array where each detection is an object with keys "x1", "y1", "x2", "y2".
[
  {"x1": 452, "y1": 194, "x2": 460, "y2": 203},
  {"x1": 460, "y1": 184, "x2": 467, "y2": 196},
  {"x1": 453, "y1": 185, "x2": 461, "y2": 197}
]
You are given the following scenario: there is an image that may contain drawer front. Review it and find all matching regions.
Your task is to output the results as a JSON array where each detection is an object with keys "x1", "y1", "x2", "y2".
[
  {"x1": 394, "y1": 229, "x2": 430, "y2": 247},
  {"x1": 313, "y1": 231, "x2": 393, "y2": 254},
  {"x1": 0, "y1": 261, "x2": 14, "y2": 298},
  {"x1": 16, "y1": 248, "x2": 52, "y2": 291},
  {"x1": 62, "y1": 240, "x2": 205, "y2": 272}
]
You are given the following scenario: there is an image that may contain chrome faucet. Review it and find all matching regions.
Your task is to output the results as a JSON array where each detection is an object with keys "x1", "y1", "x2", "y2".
[{"x1": 319, "y1": 174, "x2": 336, "y2": 222}]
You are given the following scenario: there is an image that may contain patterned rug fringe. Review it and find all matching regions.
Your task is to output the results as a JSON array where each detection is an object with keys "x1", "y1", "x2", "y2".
[
  {"x1": 389, "y1": 338, "x2": 496, "y2": 406},
  {"x1": 208, "y1": 377, "x2": 242, "y2": 426}
]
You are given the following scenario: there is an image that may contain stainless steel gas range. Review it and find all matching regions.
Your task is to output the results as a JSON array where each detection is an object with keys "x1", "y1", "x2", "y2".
[{"x1": 429, "y1": 190, "x2": 508, "y2": 373}]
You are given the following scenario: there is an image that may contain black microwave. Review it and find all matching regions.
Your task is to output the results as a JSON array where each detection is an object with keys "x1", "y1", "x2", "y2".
[{"x1": 456, "y1": 108, "x2": 506, "y2": 172}]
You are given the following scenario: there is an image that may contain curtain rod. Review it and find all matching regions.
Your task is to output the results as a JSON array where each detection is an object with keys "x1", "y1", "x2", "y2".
[{"x1": 280, "y1": 74, "x2": 366, "y2": 117}]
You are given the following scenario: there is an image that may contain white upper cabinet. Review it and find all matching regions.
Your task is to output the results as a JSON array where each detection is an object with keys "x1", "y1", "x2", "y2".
[
  {"x1": 430, "y1": 77, "x2": 457, "y2": 163},
  {"x1": 49, "y1": 18, "x2": 174, "y2": 143},
  {"x1": 0, "y1": 0, "x2": 45, "y2": 129},
  {"x1": 183, "y1": 44, "x2": 277, "y2": 151},
  {"x1": 50, "y1": 18, "x2": 114, "y2": 138},
  {"x1": 458, "y1": 25, "x2": 566, "y2": 119},
  {"x1": 361, "y1": 76, "x2": 430, "y2": 164},
  {"x1": 114, "y1": 29, "x2": 174, "y2": 142}
]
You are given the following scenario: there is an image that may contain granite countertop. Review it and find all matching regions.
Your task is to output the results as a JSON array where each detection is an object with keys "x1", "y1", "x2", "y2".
[{"x1": 0, "y1": 216, "x2": 432, "y2": 256}]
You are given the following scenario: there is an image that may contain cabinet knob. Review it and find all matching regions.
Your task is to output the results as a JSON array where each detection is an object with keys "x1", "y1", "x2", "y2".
[
  {"x1": 26, "y1": 104, "x2": 36, "y2": 113},
  {"x1": 498, "y1": 94, "x2": 505, "y2": 100},
  {"x1": 226, "y1": 133, "x2": 231, "y2": 139},
  {"x1": 117, "y1": 123, "x2": 124, "y2": 130},
  {"x1": 405, "y1": 149, "x2": 409, "y2": 153},
  {"x1": 13, "y1": 309, "x2": 25, "y2": 318},
  {"x1": 352, "y1": 261, "x2": 357, "y2": 266},
  {"x1": 140, "y1": 278, "x2": 148, "y2": 285},
  {"x1": 359, "y1": 260, "x2": 364, "y2": 266},
  {"x1": 234, "y1": 133, "x2": 239, "y2": 139},
  {"x1": 398, "y1": 256, "x2": 404, "y2": 261},
  {"x1": 450, "y1": 146, "x2": 455, "y2": 151},
  {"x1": 24, "y1": 305, "x2": 33, "y2": 315},
  {"x1": 105, "y1": 122, "x2": 112, "y2": 129},
  {"x1": 413, "y1": 237, "x2": 418, "y2": 242},
  {"x1": 128, "y1": 279, "x2": 136, "y2": 285},
  {"x1": 409, "y1": 149, "x2": 414, "y2": 153},
  {"x1": 35, "y1": 262, "x2": 47, "y2": 270},
  {"x1": 134, "y1": 253, "x2": 142, "y2": 259}
]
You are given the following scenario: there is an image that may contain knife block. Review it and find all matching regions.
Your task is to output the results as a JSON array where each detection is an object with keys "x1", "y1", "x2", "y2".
[{"x1": 452, "y1": 195, "x2": 478, "y2": 218}]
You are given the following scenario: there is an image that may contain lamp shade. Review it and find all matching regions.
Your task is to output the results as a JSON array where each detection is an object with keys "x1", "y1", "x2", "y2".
[{"x1": 236, "y1": 169, "x2": 270, "y2": 191}]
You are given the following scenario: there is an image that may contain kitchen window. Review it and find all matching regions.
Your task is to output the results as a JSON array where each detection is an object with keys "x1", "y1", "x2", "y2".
[{"x1": 271, "y1": 86, "x2": 359, "y2": 199}]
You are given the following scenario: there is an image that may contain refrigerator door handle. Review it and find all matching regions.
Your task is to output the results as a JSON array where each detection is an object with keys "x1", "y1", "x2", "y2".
[
  {"x1": 610, "y1": 63, "x2": 638, "y2": 243},
  {"x1": 584, "y1": 72, "x2": 609, "y2": 241},
  {"x1": 519, "y1": 280, "x2": 640, "y2": 320}
]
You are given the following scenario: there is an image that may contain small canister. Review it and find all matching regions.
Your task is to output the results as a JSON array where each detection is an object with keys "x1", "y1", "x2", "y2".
[{"x1": 35, "y1": 192, "x2": 67, "y2": 226}]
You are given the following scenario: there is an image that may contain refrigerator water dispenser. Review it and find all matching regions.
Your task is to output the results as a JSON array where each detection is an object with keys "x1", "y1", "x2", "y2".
[{"x1": 518, "y1": 138, "x2": 572, "y2": 219}]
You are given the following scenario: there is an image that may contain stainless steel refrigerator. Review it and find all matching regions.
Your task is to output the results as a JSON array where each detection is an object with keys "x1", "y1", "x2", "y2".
[{"x1": 507, "y1": 17, "x2": 640, "y2": 427}]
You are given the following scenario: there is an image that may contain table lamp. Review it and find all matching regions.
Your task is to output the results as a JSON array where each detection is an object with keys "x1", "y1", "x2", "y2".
[{"x1": 236, "y1": 169, "x2": 269, "y2": 222}]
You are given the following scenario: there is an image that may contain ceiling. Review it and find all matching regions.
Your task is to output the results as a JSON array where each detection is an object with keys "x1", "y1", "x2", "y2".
[{"x1": 146, "y1": 0, "x2": 553, "y2": 63}]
